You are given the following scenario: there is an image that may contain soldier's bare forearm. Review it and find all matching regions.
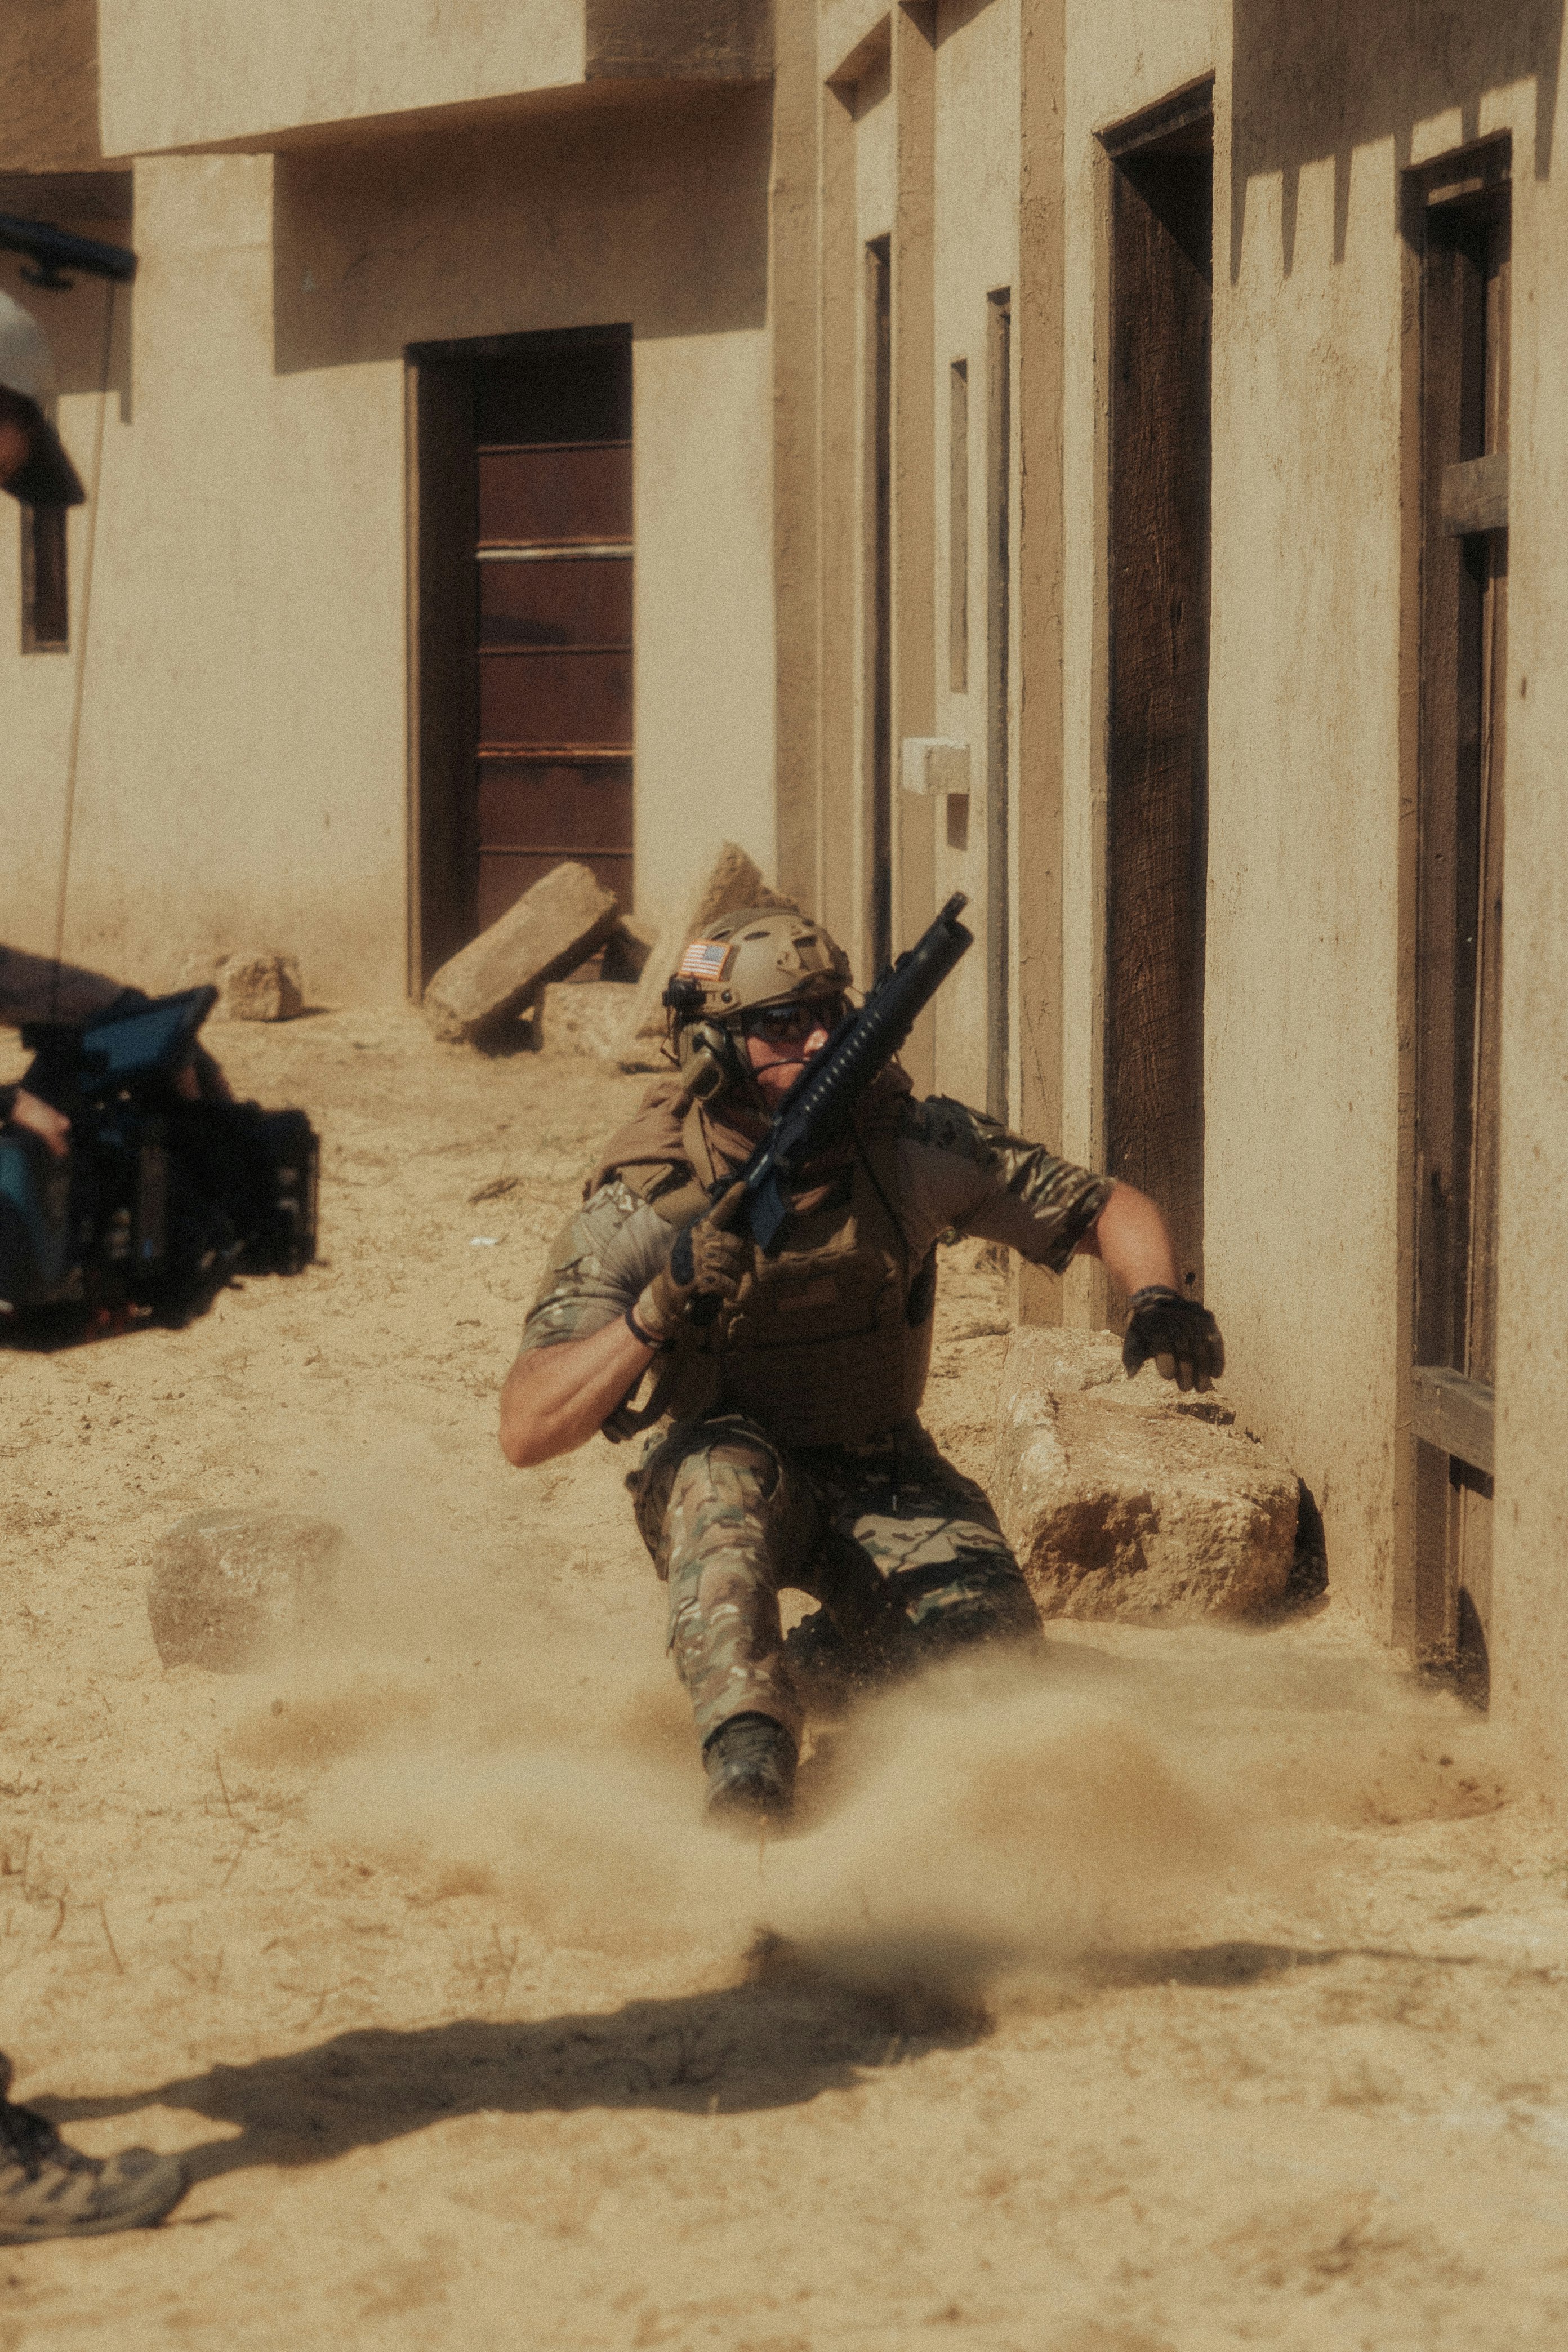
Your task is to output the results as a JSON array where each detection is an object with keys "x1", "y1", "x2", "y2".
[
  {"x1": 499, "y1": 1318, "x2": 656, "y2": 1467},
  {"x1": 1074, "y1": 1179, "x2": 1182, "y2": 1298}
]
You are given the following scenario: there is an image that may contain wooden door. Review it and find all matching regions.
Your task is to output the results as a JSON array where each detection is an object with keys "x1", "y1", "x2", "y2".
[
  {"x1": 472, "y1": 341, "x2": 633, "y2": 928},
  {"x1": 1412, "y1": 150, "x2": 1510, "y2": 1701},
  {"x1": 1103, "y1": 105, "x2": 1213, "y2": 1313}
]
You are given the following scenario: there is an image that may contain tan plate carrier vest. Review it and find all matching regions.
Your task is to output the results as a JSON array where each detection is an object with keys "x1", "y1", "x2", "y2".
[{"x1": 616, "y1": 1102, "x2": 936, "y2": 1451}]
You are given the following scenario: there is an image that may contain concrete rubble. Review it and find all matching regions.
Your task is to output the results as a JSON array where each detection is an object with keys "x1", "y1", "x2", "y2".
[
  {"x1": 601, "y1": 916, "x2": 654, "y2": 984},
  {"x1": 537, "y1": 979, "x2": 639, "y2": 1058},
  {"x1": 990, "y1": 1327, "x2": 1299, "y2": 1623},
  {"x1": 423, "y1": 862, "x2": 621, "y2": 1045},
  {"x1": 213, "y1": 951, "x2": 303, "y2": 1022},
  {"x1": 146, "y1": 1509, "x2": 343, "y2": 1672},
  {"x1": 620, "y1": 841, "x2": 794, "y2": 1066}
]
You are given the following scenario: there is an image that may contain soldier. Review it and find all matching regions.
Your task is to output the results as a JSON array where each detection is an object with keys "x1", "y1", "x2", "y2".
[{"x1": 500, "y1": 906, "x2": 1221, "y2": 1829}]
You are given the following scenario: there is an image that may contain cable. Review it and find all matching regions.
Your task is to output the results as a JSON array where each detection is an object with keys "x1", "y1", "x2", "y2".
[{"x1": 47, "y1": 275, "x2": 117, "y2": 1019}]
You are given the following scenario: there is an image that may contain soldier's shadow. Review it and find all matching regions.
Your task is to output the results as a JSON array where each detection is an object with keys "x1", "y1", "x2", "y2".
[{"x1": 44, "y1": 1964, "x2": 988, "y2": 2186}]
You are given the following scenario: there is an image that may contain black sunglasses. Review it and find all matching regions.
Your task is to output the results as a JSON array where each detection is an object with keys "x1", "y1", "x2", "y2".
[{"x1": 741, "y1": 996, "x2": 848, "y2": 1046}]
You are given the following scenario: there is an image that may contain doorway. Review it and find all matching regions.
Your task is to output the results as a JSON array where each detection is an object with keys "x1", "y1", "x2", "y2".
[
  {"x1": 1410, "y1": 142, "x2": 1511, "y2": 1701},
  {"x1": 865, "y1": 235, "x2": 893, "y2": 980},
  {"x1": 1101, "y1": 89, "x2": 1213, "y2": 1312},
  {"x1": 410, "y1": 327, "x2": 633, "y2": 986}
]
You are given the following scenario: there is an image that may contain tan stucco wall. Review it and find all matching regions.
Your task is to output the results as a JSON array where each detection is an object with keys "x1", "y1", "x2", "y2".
[
  {"x1": 1470, "y1": 55, "x2": 1568, "y2": 1800},
  {"x1": 96, "y1": 0, "x2": 773, "y2": 159},
  {"x1": 1209, "y1": 14, "x2": 1562, "y2": 1701},
  {"x1": 1057, "y1": 5, "x2": 1222, "y2": 1249},
  {"x1": 1049, "y1": 0, "x2": 1566, "y2": 1755},
  {"x1": 927, "y1": 0, "x2": 1018, "y2": 1103},
  {"x1": 97, "y1": 1, "x2": 589, "y2": 157},
  {"x1": 1205, "y1": 105, "x2": 1407, "y2": 1634},
  {"x1": 0, "y1": 88, "x2": 778, "y2": 1000},
  {"x1": 0, "y1": 0, "x2": 101, "y2": 170},
  {"x1": 1, "y1": 158, "x2": 410, "y2": 1003}
]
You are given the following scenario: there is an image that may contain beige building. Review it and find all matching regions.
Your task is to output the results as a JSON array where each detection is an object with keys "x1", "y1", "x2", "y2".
[{"x1": 2, "y1": 1, "x2": 1565, "y2": 1798}]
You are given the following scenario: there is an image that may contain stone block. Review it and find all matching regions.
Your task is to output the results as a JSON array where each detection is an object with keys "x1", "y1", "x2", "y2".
[
  {"x1": 214, "y1": 951, "x2": 303, "y2": 1022},
  {"x1": 621, "y1": 843, "x2": 795, "y2": 1062},
  {"x1": 424, "y1": 863, "x2": 621, "y2": 1045},
  {"x1": 147, "y1": 1509, "x2": 342, "y2": 1672},
  {"x1": 601, "y1": 916, "x2": 654, "y2": 983},
  {"x1": 990, "y1": 1327, "x2": 1298, "y2": 1623},
  {"x1": 536, "y1": 980, "x2": 639, "y2": 1059}
]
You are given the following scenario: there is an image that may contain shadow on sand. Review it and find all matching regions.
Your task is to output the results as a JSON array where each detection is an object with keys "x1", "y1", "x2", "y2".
[{"x1": 40, "y1": 1934, "x2": 1465, "y2": 2186}]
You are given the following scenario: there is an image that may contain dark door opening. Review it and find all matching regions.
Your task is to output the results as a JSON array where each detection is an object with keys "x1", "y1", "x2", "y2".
[
  {"x1": 411, "y1": 328, "x2": 632, "y2": 985},
  {"x1": 1410, "y1": 144, "x2": 1511, "y2": 1704},
  {"x1": 1102, "y1": 94, "x2": 1213, "y2": 1313},
  {"x1": 867, "y1": 235, "x2": 893, "y2": 979},
  {"x1": 986, "y1": 288, "x2": 1012, "y2": 1122}
]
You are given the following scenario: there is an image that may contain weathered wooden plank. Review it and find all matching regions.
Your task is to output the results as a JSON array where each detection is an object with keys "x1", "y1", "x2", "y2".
[
  {"x1": 1441, "y1": 451, "x2": 1508, "y2": 535},
  {"x1": 1412, "y1": 1363, "x2": 1495, "y2": 1475}
]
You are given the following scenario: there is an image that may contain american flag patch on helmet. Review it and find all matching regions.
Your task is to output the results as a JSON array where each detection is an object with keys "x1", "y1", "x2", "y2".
[{"x1": 678, "y1": 940, "x2": 733, "y2": 982}]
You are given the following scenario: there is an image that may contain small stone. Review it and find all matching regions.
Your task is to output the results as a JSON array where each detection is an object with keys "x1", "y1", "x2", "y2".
[
  {"x1": 990, "y1": 1327, "x2": 1298, "y2": 1622},
  {"x1": 424, "y1": 863, "x2": 620, "y2": 1045},
  {"x1": 621, "y1": 843, "x2": 794, "y2": 1060},
  {"x1": 536, "y1": 981, "x2": 639, "y2": 1058},
  {"x1": 214, "y1": 952, "x2": 303, "y2": 1022},
  {"x1": 147, "y1": 1509, "x2": 342, "y2": 1671}
]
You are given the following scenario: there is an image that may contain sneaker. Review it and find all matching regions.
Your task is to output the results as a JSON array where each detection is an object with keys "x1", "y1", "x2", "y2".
[
  {"x1": 0, "y1": 2101, "x2": 187, "y2": 2243},
  {"x1": 703, "y1": 1712, "x2": 797, "y2": 1830}
]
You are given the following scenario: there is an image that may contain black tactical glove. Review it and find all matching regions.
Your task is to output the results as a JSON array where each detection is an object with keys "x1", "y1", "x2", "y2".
[
  {"x1": 1122, "y1": 1286, "x2": 1224, "y2": 1393},
  {"x1": 630, "y1": 1181, "x2": 750, "y2": 1345}
]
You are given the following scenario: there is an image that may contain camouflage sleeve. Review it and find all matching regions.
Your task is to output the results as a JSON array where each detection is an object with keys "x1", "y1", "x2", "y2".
[
  {"x1": 518, "y1": 1179, "x2": 676, "y2": 1353},
  {"x1": 894, "y1": 1095, "x2": 1115, "y2": 1275}
]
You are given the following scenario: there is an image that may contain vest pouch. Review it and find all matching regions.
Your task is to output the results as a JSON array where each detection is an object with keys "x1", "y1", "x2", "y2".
[{"x1": 700, "y1": 1164, "x2": 926, "y2": 1449}]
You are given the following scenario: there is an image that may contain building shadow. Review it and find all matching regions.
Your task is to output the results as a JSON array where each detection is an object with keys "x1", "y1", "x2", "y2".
[
  {"x1": 1230, "y1": 0, "x2": 1563, "y2": 279},
  {"x1": 270, "y1": 79, "x2": 770, "y2": 380}
]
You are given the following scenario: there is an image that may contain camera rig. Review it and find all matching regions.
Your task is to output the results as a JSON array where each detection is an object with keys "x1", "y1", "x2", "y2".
[{"x1": 0, "y1": 986, "x2": 318, "y2": 1332}]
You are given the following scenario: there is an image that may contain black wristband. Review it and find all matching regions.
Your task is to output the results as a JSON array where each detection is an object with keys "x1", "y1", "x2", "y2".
[
  {"x1": 625, "y1": 1302, "x2": 666, "y2": 1351},
  {"x1": 1129, "y1": 1284, "x2": 1186, "y2": 1312}
]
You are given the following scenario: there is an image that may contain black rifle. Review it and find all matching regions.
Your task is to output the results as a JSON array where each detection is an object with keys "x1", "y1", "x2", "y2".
[{"x1": 713, "y1": 890, "x2": 973, "y2": 1259}]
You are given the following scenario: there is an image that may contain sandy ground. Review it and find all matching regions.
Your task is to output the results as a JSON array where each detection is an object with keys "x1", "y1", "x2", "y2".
[{"x1": 0, "y1": 1003, "x2": 1564, "y2": 2351}]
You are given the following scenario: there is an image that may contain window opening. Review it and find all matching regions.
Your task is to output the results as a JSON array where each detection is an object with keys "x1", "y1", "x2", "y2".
[
  {"x1": 948, "y1": 358, "x2": 969, "y2": 694},
  {"x1": 22, "y1": 505, "x2": 68, "y2": 652}
]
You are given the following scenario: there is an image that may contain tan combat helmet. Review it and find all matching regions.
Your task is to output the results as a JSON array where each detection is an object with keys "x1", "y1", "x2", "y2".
[{"x1": 662, "y1": 906, "x2": 853, "y2": 1103}]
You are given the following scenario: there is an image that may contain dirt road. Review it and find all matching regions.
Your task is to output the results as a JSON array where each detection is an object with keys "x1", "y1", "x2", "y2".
[{"x1": 0, "y1": 1005, "x2": 1563, "y2": 2350}]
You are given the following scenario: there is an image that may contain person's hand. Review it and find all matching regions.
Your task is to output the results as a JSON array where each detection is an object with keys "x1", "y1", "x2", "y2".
[
  {"x1": 7, "y1": 1087, "x2": 70, "y2": 1160},
  {"x1": 173, "y1": 1045, "x2": 233, "y2": 1104},
  {"x1": 1122, "y1": 1286, "x2": 1224, "y2": 1393},
  {"x1": 631, "y1": 1182, "x2": 750, "y2": 1344}
]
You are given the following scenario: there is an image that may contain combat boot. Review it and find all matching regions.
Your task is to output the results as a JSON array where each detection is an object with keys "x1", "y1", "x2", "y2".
[
  {"x1": 0, "y1": 2094, "x2": 186, "y2": 2244},
  {"x1": 703, "y1": 1712, "x2": 797, "y2": 1830}
]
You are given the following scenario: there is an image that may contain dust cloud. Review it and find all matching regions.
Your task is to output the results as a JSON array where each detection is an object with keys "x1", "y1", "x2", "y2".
[{"x1": 225, "y1": 1451, "x2": 1509, "y2": 2016}]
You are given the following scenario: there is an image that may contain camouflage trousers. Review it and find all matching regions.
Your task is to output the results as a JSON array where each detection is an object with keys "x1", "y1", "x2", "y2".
[{"x1": 630, "y1": 1414, "x2": 1041, "y2": 1748}]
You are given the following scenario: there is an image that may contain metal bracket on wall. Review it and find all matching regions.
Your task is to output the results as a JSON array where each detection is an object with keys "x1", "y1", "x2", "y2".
[{"x1": 1411, "y1": 1364, "x2": 1495, "y2": 1475}]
